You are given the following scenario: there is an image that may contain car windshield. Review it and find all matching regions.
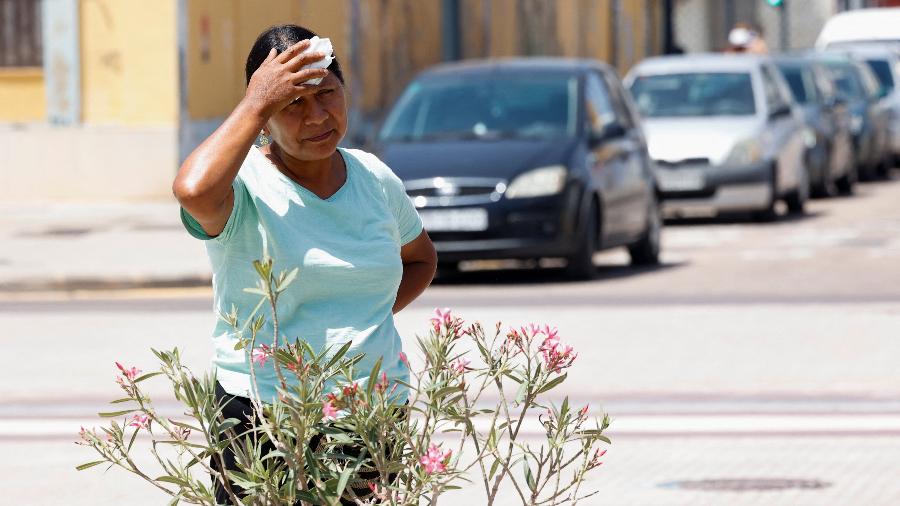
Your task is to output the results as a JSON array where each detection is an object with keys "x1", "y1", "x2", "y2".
[
  {"x1": 826, "y1": 63, "x2": 865, "y2": 99},
  {"x1": 629, "y1": 72, "x2": 756, "y2": 117},
  {"x1": 777, "y1": 65, "x2": 811, "y2": 104},
  {"x1": 378, "y1": 75, "x2": 578, "y2": 142},
  {"x1": 864, "y1": 59, "x2": 895, "y2": 94}
]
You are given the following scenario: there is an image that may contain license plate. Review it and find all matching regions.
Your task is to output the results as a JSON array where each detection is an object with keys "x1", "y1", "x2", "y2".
[
  {"x1": 657, "y1": 168, "x2": 705, "y2": 191},
  {"x1": 420, "y1": 208, "x2": 489, "y2": 232}
]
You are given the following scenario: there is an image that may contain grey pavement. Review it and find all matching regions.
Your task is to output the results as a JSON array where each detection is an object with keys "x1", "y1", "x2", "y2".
[{"x1": 3, "y1": 174, "x2": 900, "y2": 504}]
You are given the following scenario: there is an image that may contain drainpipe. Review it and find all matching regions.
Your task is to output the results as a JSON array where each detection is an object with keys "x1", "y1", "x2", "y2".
[{"x1": 442, "y1": 0, "x2": 461, "y2": 61}]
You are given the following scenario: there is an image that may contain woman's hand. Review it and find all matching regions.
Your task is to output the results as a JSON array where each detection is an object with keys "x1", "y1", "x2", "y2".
[{"x1": 244, "y1": 40, "x2": 330, "y2": 119}]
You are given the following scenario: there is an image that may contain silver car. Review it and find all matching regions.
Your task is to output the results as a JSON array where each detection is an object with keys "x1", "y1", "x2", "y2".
[{"x1": 625, "y1": 54, "x2": 808, "y2": 221}]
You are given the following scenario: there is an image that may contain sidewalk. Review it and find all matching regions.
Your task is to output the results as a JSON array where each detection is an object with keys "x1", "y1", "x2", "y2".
[{"x1": 0, "y1": 200, "x2": 211, "y2": 292}]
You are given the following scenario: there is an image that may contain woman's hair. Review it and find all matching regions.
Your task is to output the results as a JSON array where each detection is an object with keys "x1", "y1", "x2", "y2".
[{"x1": 244, "y1": 24, "x2": 344, "y2": 86}]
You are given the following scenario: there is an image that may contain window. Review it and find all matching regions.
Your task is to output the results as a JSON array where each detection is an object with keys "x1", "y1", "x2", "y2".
[
  {"x1": 760, "y1": 65, "x2": 791, "y2": 112},
  {"x1": 584, "y1": 73, "x2": 617, "y2": 133},
  {"x1": 629, "y1": 72, "x2": 756, "y2": 117},
  {"x1": 0, "y1": 0, "x2": 43, "y2": 68}
]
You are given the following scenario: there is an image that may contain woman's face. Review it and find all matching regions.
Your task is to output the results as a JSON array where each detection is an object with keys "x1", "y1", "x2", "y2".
[{"x1": 265, "y1": 72, "x2": 347, "y2": 161}]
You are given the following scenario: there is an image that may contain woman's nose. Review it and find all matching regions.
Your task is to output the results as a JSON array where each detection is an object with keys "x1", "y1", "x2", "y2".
[{"x1": 304, "y1": 100, "x2": 329, "y2": 125}]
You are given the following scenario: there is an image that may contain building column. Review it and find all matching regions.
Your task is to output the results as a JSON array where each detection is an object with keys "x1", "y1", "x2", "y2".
[{"x1": 41, "y1": 0, "x2": 81, "y2": 124}]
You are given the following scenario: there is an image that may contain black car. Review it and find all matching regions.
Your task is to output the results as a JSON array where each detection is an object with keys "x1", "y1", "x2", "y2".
[{"x1": 375, "y1": 58, "x2": 661, "y2": 278}]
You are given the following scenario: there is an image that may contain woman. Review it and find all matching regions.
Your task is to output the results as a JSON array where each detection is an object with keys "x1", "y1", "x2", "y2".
[{"x1": 173, "y1": 24, "x2": 437, "y2": 503}]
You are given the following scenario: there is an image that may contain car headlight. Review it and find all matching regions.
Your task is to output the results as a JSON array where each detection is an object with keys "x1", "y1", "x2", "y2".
[
  {"x1": 724, "y1": 139, "x2": 762, "y2": 166},
  {"x1": 803, "y1": 128, "x2": 817, "y2": 148},
  {"x1": 851, "y1": 115, "x2": 864, "y2": 134},
  {"x1": 506, "y1": 165, "x2": 567, "y2": 199}
]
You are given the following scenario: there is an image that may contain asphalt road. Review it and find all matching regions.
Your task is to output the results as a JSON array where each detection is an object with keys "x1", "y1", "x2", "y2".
[{"x1": 4, "y1": 174, "x2": 900, "y2": 505}]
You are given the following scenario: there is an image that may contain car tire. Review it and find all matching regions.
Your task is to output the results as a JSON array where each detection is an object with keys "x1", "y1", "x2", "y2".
[
  {"x1": 628, "y1": 199, "x2": 662, "y2": 266},
  {"x1": 785, "y1": 168, "x2": 808, "y2": 215},
  {"x1": 565, "y1": 202, "x2": 598, "y2": 280},
  {"x1": 752, "y1": 166, "x2": 778, "y2": 222},
  {"x1": 836, "y1": 165, "x2": 857, "y2": 195}
]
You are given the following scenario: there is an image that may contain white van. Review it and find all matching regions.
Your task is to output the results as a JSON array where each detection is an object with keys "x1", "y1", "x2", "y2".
[{"x1": 816, "y1": 8, "x2": 900, "y2": 49}]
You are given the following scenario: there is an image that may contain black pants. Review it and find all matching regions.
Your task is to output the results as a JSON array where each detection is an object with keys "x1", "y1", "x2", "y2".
[{"x1": 209, "y1": 381, "x2": 392, "y2": 505}]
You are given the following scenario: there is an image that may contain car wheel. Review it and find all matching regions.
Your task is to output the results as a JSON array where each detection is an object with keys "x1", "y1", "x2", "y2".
[
  {"x1": 565, "y1": 202, "x2": 598, "y2": 280},
  {"x1": 785, "y1": 167, "x2": 808, "y2": 215},
  {"x1": 628, "y1": 199, "x2": 662, "y2": 266},
  {"x1": 752, "y1": 166, "x2": 778, "y2": 222},
  {"x1": 836, "y1": 164, "x2": 857, "y2": 195}
]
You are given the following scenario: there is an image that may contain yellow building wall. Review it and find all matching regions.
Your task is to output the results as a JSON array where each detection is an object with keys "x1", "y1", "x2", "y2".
[
  {"x1": 186, "y1": 0, "x2": 349, "y2": 120},
  {"x1": 0, "y1": 68, "x2": 46, "y2": 122},
  {"x1": 80, "y1": 0, "x2": 178, "y2": 125}
]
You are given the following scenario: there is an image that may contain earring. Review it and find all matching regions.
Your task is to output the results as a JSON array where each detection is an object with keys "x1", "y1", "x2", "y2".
[{"x1": 259, "y1": 130, "x2": 270, "y2": 146}]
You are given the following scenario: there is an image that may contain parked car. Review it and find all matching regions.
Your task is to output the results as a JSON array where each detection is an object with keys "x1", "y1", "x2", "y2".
[
  {"x1": 773, "y1": 55, "x2": 856, "y2": 196},
  {"x1": 818, "y1": 52, "x2": 892, "y2": 180},
  {"x1": 375, "y1": 58, "x2": 661, "y2": 278},
  {"x1": 625, "y1": 54, "x2": 808, "y2": 221},
  {"x1": 843, "y1": 45, "x2": 900, "y2": 166},
  {"x1": 816, "y1": 8, "x2": 900, "y2": 49}
]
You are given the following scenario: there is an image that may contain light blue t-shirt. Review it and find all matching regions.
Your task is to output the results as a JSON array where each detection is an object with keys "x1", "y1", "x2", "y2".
[{"x1": 181, "y1": 146, "x2": 422, "y2": 403}]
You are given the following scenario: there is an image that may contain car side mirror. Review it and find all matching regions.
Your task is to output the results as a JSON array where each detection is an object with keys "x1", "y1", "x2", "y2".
[
  {"x1": 590, "y1": 122, "x2": 626, "y2": 146},
  {"x1": 768, "y1": 104, "x2": 792, "y2": 119}
]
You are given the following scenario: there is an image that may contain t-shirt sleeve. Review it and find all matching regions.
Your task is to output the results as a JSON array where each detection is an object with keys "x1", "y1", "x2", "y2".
[
  {"x1": 373, "y1": 159, "x2": 423, "y2": 246},
  {"x1": 179, "y1": 177, "x2": 250, "y2": 243}
]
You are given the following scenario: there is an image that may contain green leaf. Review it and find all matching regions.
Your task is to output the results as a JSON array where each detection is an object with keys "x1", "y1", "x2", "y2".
[
  {"x1": 295, "y1": 490, "x2": 323, "y2": 505},
  {"x1": 366, "y1": 357, "x2": 383, "y2": 397},
  {"x1": 514, "y1": 382, "x2": 528, "y2": 404},
  {"x1": 488, "y1": 458, "x2": 501, "y2": 480},
  {"x1": 109, "y1": 398, "x2": 133, "y2": 404},
  {"x1": 523, "y1": 460, "x2": 536, "y2": 491},
  {"x1": 276, "y1": 267, "x2": 299, "y2": 293},
  {"x1": 134, "y1": 371, "x2": 163, "y2": 383},
  {"x1": 75, "y1": 460, "x2": 106, "y2": 471},
  {"x1": 537, "y1": 373, "x2": 567, "y2": 394},
  {"x1": 98, "y1": 409, "x2": 136, "y2": 417},
  {"x1": 242, "y1": 287, "x2": 267, "y2": 296},
  {"x1": 155, "y1": 476, "x2": 190, "y2": 486}
]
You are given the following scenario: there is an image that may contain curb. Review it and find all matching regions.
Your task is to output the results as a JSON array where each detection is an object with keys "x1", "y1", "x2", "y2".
[{"x1": 0, "y1": 275, "x2": 212, "y2": 293}]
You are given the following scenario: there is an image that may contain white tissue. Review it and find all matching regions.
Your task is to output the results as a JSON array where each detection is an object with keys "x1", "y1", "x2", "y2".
[{"x1": 300, "y1": 36, "x2": 334, "y2": 85}]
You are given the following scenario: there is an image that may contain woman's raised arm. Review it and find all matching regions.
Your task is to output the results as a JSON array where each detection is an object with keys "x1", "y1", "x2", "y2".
[{"x1": 172, "y1": 40, "x2": 328, "y2": 236}]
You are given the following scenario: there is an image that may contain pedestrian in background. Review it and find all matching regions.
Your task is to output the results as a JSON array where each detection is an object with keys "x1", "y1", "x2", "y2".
[
  {"x1": 726, "y1": 22, "x2": 769, "y2": 54},
  {"x1": 172, "y1": 23, "x2": 437, "y2": 504}
]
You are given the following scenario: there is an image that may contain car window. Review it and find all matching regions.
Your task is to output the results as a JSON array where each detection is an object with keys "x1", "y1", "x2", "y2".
[
  {"x1": 378, "y1": 75, "x2": 578, "y2": 142},
  {"x1": 584, "y1": 72, "x2": 618, "y2": 133},
  {"x1": 760, "y1": 65, "x2": 791, "y2": 112},
  {"x1": 777, "y1": 65, "x2": 817, "y2": 104},
  {"x1": 599, "y1": 71, "x2": 636, "y2": 129},
  {"x1": 857, "y1": 64, "x2": 883, "y2": 99},
  {"x1": 812, "y1": 65, "x2": 837, "y2": 103},
  {"x1": 863, "y1": 59, "x2": 894, "y2": 94},
  {"x1": 826, "y1": 62, "x2": 865, "y2": 99},
  {"x1": 630, "y1": 72, "x2": 756, "y2": 117}
]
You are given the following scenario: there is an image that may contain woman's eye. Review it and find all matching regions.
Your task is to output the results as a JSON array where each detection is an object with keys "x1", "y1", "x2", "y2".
[{"x1": 317, "y1": 89, "x2": 334, "y2": 97}]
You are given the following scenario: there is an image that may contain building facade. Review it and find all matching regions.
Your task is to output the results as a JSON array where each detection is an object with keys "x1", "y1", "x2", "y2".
[{"x1": 1, "y1": 0, "x2": 663, "y2": 202}]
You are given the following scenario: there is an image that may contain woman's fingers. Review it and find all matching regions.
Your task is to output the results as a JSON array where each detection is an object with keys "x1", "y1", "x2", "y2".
[
  {"x1": 290, "y1": 68, "x2": 329, "y2": 86},
  {"x1": 263, "y1": 47, "x2": 277, "y2": 63},
  {"x1": 273, "y1": 39, "x2": 311, "y2": 64},
  {"x1": 284, "y1": 49, "x2": 328, "y2": 73}
]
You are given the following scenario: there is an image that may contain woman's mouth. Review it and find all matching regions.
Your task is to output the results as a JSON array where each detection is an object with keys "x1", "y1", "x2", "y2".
[{"x1": 304, "y1": 130, "x2": 335, "y2": 143}]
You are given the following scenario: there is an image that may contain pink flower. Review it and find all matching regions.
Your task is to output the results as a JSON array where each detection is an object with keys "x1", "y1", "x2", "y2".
[
  {"x1": 449, "y1": 358, "x2": 469, "y2": 375},
  {"x1": 374, "y1": 371, "x2": 389, "y2": 394},
  {"x1": 115, "y1": 362, "x2": 142, "y2": 381},
  {"x1": 589, "y1": 449, "x2": 607, "y2": 468},
  {"x1": 342, "y1": 383, "x2": 359, "y2": 398},
  {"x1": 251, "y1": 344, "x2": 271, "y2": 367},
  {"x1": 419, "y1": 443, "x2": 452, "y2": 474},
  {"x1": 579, "y1": 405, "x2": 589, "y2": 418},
  {"x1": 129, "y1": 414, "x2": 150, "y2": 430},
  {"x1": 322, "y1": 399, "x2": 338, "y2": 420},
  {"x1": 399, "y1": 351, "x2": 409, "y2": 368},
  {"x1": 538, "y1": 330, "x2": 577, "y2": 374},
  {"x1": 430, "y1": 307, "x2": 453, "y2": 334}
]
